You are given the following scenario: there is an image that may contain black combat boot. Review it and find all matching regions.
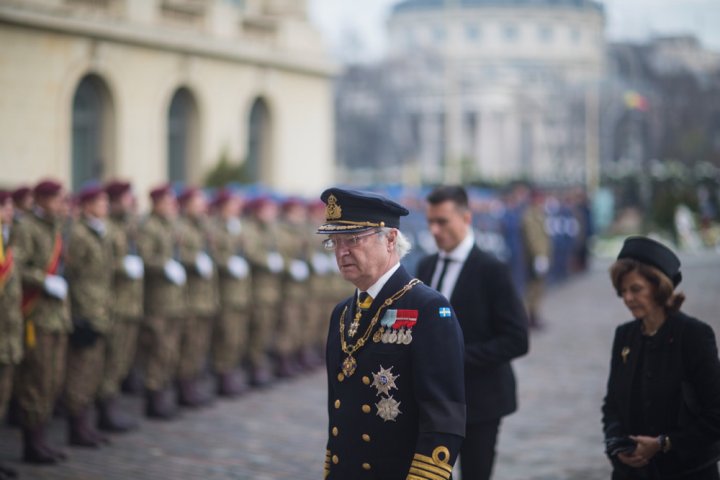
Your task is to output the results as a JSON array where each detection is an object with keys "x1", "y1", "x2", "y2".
[
  {"x1": 177, "y1": 379, "x2": 202, "y2": 408},
  {"x1": 145, "y1": 389, "x2": 177, "y2": 420},
  {"x1": 97, "y1": 396, "x2": 138, "y2": 432},
  {"x1": 22, "y1": 425, "x2": 57, "y2": 464},
  {"x1": 249, "y1": 365, "x2": 273, "y2": 387},
  {"x1": 68, "y1": 408, "x2": 101, "y2": 448},
  {"x1": 217, "y1": 370, "x2": 248, "y2": 398},
  {"x1": 0, "y1": 462, "x2": 18, "y2": 478}
]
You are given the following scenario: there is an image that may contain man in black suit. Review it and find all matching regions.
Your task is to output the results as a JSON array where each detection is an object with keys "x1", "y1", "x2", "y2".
[
  {"x1": 417, "y1": 185, "x2": 529, "y2": 480},
  {"x1": 318, "y1": 187, "x2": 466, "y2": 480}
]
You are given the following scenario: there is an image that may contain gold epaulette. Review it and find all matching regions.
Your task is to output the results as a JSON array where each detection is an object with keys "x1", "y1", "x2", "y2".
[
  {"x1": 406, "y1": 446, "x2": 452, "y2": 480},
  {"x1": 324, "y1": 449, "x2": 331, "y2": 479}
]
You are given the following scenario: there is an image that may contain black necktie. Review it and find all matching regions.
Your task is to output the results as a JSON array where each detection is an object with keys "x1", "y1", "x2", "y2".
[{"x1": 435, "y1": 257, "x2": 452, "y2": 292}]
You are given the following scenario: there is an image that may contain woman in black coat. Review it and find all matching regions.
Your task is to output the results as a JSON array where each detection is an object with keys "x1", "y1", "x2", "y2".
[{"x1": 602, "y1": 236, "x2": 720, "y2": 480}]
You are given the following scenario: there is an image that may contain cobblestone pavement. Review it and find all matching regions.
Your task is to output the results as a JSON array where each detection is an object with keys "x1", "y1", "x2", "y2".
[{"x1": 1, "y1": 252, "x2": 718, "y2": 480}]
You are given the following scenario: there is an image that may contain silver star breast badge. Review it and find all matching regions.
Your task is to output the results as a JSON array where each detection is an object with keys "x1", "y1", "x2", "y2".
[
  {"x1": 375, "y1": 395, "x2": 402, "y2": 422},
  {"x1": 371, "y1": 365, "x2": 399, "y2": 396}
]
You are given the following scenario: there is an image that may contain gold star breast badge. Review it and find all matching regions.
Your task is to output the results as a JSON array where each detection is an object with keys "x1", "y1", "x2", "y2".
[{"x1": 371, "y1": 365, "x2": 399, "y2": 396}]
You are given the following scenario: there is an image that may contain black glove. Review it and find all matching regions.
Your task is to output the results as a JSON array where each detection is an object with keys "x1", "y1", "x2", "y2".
[
  {"x1": 605, "y1": 436, "x2": 637, "y2": 457},
  {"x1": 69, "y1": 317, "x2": 101, "y2": 348}
]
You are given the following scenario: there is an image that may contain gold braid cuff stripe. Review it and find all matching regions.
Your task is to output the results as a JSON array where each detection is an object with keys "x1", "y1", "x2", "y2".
[
  {"x1": 318, "y1": 220, "x2": 386, "y2": 231},
  {"x1": 407, "y1": 467, "x2": 448, "y2": 480}
]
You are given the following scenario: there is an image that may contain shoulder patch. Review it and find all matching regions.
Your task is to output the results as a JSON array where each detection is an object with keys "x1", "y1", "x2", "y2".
[{"x1": 439, "y1": 307, "x2": 452, "y2": 318}]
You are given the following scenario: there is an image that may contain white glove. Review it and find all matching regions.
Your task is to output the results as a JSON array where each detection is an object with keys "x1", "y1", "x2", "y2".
[
  {"x1": 227, "y1": 255, "x2": 250, "y2": 279},
  {"x1": 122, "y1": 254, "x2": 144, "y2": 280},
  {"x1": 533, "y1": 255, "x2": 550, "y2": 276},
  {"x1": 163, "y1": 259, "x2": 187, "y2": 286},
  {"x1": 195, "y1": 252, "x2": 214, "y2": 279},
  {"x1": 267, "y1": 252, "x2": 284, "y2": 273},
  {"x1": 43, "y1": 274, "x2": 68, "y2": 300},
  {"x1": 311, "y1": 252, "x2": 330, "y2": 275},
  {"x1": 289, "y1": 259, "x2": 310, "y2": 281}
]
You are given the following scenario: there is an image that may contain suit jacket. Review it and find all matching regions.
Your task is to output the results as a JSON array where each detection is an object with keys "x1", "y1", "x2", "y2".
[
  {"x1": 325, "y1": 265, "x2": 466, "y2": 480},
  {"x1": 602, "y1": 311, "x2": 720, "y2": 478},
  {"x1": 417, "y1": 245, "x2": 529, "y2": 423}
]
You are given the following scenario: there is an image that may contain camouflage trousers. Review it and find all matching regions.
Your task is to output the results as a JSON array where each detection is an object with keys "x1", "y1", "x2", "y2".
[
  {"x1": 143, "y1": 315, "x2": 182, "y2": 392},
  {"x1": 305, "y1": 299, "x2": 332, "y2": 352},
  {"x1": 98, "y1": 319, "x2": 140, "y2": 399},
  {"x1": 248, "y1": 304, "x2": 275, "y2": 370},
  {"x1": 64, "y1": 339, "x2": 105, "y2": 415},
  {"x1": 212, "y1": 309, "x2": 249, "y2": 374},
  {"x1": 524, "y1": 278, "x2": 545, "y2": 319},
  {"x1": 178, "y1": 315, "x2": 213, "y2": 380},
  {"x1": 0, "y1": 364, "x2": 13, "y2": 418},
  {"x1": 275, "y1": 301, "x2": 304, "y2": 356},
  {"x1": 16, "y1": 331, "x2": 67, "y2": 428}
]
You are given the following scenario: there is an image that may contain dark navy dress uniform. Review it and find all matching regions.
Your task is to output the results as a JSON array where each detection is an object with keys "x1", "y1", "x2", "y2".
[
  {"x1": 325, "y1": 266, "x2": 465, "y2": 479},
  {"x1": 318, "y1": 188, "x2": 466, "y2": 480}
]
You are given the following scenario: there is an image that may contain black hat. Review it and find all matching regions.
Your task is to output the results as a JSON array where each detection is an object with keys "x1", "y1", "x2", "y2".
[
  {"x1": 617, "y1": 236, "x2": 682, "y2": 286},
  {"x1": 317, "y1": 188, "x2": 409, "y2": 234}
]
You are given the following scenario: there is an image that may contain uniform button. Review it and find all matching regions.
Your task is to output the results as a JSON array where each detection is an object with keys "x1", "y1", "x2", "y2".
[
  {"x1": 362, "y1": 434, "x2": 370, "y2": 442},
  {"x1": 334, "y1": 399, "x2": 341, "y2": 409},
  {"x1": 332, "y1": 427, "x2": 339, "y2": 437},
  {"x1": 337, "y1": 373, "x2": 345, "y2": 382},
  {"x1": 362, "y1": 376, "x2": 371, "y2": 385},
  {"x1": 362, "y1": 404, "x2": 371, "y2": 413},
  {"x1": 332, "y1": 455, "x2": 339, "y2": 464},
  {"x1": 362, "y1": 463, "x2": 372, "y2": 470}
]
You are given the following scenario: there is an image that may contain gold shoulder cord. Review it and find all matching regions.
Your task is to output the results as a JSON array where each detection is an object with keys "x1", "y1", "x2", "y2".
[{"x1": 339, "y1": 278, "x2": 421, "y2": 377}]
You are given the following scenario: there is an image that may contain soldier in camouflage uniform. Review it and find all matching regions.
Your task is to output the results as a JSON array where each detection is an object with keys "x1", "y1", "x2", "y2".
[
  {"x1": 63, "y1": 185, "x2": 114, "y2": 448},
  {"x1": 175, "y1": 187, "x2": 218, "y2": 407},
  {"x1": 12, "y1": 179, "x2": 71, "y2": 464},
  {"x1": 520, "y1": 188, "x2": 551, "y2": 329},
  {"x1": 96, "y1": 180, "x2": 143, "y2": 432},
  {"x1": 208, "y1": 189, "x2": 251, "y2": 396},
  {"x1": 0, "y1": 191, "x2": 23, "y2": 478},
  {"x1": 243, "y1": 196, "x2": 284, "y2": 386},
  {"x1": 137, "y1": 185, "x2": 186, "y2": 419},
  {"x1": 275, "y1": 198, "x2": 312, "y2": 376}
]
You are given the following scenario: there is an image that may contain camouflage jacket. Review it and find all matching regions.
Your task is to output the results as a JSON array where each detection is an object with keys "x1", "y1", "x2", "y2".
[
  {"x1": 65, "y1": 217, "x2": 114, "y2": 334},
  {"x1": 176, "y1": 215, "x2": 218, "y2": 317},
  {"x1": 208, "y1": 217, "x2": 251, "y2": 312},
  {"x1": 277, "y1": 220, "x2": 311, "y2": 301},
  {"x1": 11, "y1": 212, "x2": 71, "y2": 333},
  {"x1": 137, "y1": 213, "x2": 186, "y2": 318},
  {"x1": 244, "y1": 219, "x2": 282, "y2": 306},
  {"x1": 108, "y1": 214, "x2": 143, "y2": 321},
  {"x1": 0, "y1": 227, "x2": 23, "y2": 365}
]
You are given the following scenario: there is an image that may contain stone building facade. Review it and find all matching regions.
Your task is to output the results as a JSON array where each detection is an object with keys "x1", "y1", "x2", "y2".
[{"x1": 0, "y1": 0, "x2": 335, "y2": 197}]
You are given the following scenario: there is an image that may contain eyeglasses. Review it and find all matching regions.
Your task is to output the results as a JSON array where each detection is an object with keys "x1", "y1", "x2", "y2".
[{"x1": 323, "y1": 229, "x2": 381, "y2": 251}]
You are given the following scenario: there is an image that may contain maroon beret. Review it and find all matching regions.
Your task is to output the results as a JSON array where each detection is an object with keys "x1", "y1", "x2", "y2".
[
  {"x1": 77, "y1": 185, "x2": 105, "y2": 204},
  {"x1": 211, "y1": 188, "x2": 235, "y2": 208},
  {"x1": 178, "y1": 187, "x2": 200, "y2": 205},
  {"x1": 0, "y1": 190, "x2": 11, "y2": 205},
  {"x1": 105, "y1": 180, "x2": 131, "y2": 200},
  {"x1": 281, "y1": 197, "x2": 306, "y2": 211},
  {"x1": 34, "y1": 180, "x2": 63, "y2": 198},
  {"x1": 149, "y1": 184, "x2": 173, "y2": 202},
  {"x1": 11, "y1": 186, "x2": 32, "y2": 204}
]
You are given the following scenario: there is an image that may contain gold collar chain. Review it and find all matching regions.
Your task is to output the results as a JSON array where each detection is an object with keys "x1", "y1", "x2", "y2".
[{"x1": 339, "y1": 278, "x2": 421, "y2": 376}]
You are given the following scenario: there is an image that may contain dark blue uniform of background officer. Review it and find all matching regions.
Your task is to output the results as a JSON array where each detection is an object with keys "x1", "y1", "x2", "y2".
[{"x1": 318, "y1": 188, "x2": 466, "y2": 480}]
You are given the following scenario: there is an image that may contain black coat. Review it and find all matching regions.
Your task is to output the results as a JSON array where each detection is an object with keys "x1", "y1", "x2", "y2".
[
  {"x1": 325, "y1": 265, "x2": 466, "y2": 480},
  {"x1": 602, "y1": 311, "x2": 720, "y2": 478},
  {"x1": 417, "y1": 245, "x2": 529, "y2": 423}
]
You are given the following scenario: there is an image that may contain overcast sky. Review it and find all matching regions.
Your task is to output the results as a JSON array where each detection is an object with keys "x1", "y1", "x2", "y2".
[{"x1": 308, "y1": 0, "x2": 720, "y2": 62}]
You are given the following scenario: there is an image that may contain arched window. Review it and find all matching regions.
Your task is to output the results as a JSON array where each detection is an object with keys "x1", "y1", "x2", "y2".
[
  {"x1": 71, "y1": 74, "x2": 114, "y2": 190},
  {"x1": 168, "y1": 88, "x2": 198, "y2": 183},
  {"x1": 247, "y1": 98, "x2": 272, "y2": 183}
]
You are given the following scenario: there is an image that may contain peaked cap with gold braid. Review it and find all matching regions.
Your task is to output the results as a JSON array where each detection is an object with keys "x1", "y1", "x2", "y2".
[{"x1": 316, "y1": 187, "x2": 409, "y2": 234}]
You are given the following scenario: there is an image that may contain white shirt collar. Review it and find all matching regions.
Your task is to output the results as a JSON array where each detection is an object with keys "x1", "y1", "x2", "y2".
[
  {"x1": 360, "y1": 262, "x2": 401, "y2": 300},
  {"x1": 440, "y1": 229, "x2": 475, "y2": 263}
]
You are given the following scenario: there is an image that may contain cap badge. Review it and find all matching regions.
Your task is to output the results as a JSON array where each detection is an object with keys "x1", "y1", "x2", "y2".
[{"x1": 326, "y1": 194, "x2": 342, "y2": 220}]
